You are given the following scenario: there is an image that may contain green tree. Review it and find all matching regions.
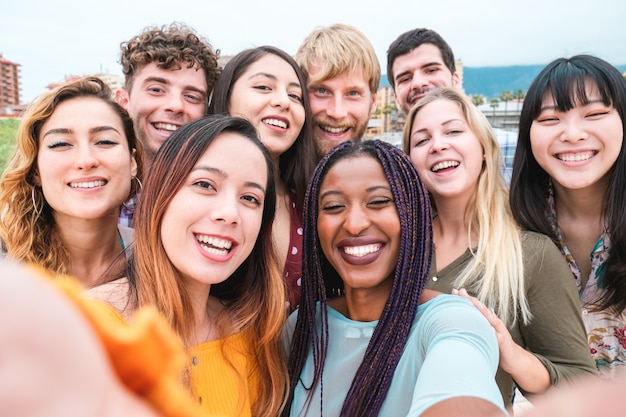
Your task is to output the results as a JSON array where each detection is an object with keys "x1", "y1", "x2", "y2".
[
  {"x1": 490, "y1": 98, "x2": 499, "y2": 116},
  {"x1": 0, "y1": 118, "x2": 19, "y2": 175},
  {"x1": 471, "y1": 94, "x2": 485, "y2": 107},
  {"x1": 513, "y1": 89, "x2": 525, "y2": 101},
  {"x1": 500, "y1": 90, "x2": 513, "y2": 117}
]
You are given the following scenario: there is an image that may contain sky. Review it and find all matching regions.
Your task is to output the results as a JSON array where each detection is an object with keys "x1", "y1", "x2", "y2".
[{"x1": 2, "y1": 0, "x2": 625, "y2": 103}]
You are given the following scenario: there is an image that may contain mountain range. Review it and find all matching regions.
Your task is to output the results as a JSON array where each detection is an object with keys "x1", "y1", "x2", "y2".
[{"x1": 381, "y1": 64, "x2": 626, "y2": 100}]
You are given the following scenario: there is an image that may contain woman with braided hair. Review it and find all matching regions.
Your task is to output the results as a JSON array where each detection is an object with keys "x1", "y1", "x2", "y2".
[{"x1": 283, "y1": 139, "x2": 506, "y2": 417}]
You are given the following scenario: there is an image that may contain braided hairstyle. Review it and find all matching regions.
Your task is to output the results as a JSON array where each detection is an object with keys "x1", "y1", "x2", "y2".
[{"x1": 284, "y1": 139, "x2": 433, "y2": 417}]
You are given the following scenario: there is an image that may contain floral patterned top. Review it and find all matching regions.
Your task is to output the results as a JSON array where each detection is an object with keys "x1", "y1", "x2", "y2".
[{"x1": 547, "y1": 189, "x2": 626, "y2": 378}]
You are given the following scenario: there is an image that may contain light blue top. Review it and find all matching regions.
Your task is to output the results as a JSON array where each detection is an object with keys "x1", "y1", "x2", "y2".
[{"x1": 287, "y1": 294, "x2": 505, "y2": 417}]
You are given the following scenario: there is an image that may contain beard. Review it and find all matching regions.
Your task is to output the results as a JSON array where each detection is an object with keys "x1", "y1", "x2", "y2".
[{"x1": 313, "y1": 116, "x2": 369, "y2": 157}]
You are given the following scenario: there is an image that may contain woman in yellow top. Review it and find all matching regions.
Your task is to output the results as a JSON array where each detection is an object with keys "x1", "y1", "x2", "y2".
[{"x1": 89, "y1": 114, "x2": 287, "y2": 416}]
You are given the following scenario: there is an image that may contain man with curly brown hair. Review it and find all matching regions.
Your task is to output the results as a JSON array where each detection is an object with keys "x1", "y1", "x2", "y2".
[
  {"x1": 116, "y1": 22, "x2": 221, "y2": 170},
  {"x1": 116, "y1": 23, "x2": 220, "y2": 226}
]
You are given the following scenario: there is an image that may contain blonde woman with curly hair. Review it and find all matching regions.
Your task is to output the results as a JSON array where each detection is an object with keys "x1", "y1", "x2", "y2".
[
  {"x1": 0, "y1": 76, "x2": 142, "y2": 287},
  {"x1": 403, "y1": 87, "x2": 596, "y2": 410}
]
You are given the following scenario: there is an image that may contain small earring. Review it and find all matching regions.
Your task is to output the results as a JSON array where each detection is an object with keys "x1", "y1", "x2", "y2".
[{"x1": 31, "y1": 187, "x2": 42, "y2": 216}]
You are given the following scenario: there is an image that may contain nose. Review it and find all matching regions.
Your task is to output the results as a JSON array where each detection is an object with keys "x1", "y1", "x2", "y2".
[
  {"x1": 271, "y1": 90, "x2": 291, "y2": 110},
  {"x1": 326, "y1": 95, "x2": 348, "y2": 120},
  {"x1": 210, "y1": 193, "x2": 241, "y2": 225},
  {"x1": 74, "y1": 144, "x2": 99, "y2": 170},
  {"x1": 429, "y1": 133, "x2": 450, "y2": 153},
  {"x1": 560, "y1": 116, "x2": 589, "y2": 143},
  {"x1": 410, "y1": 72, "x2": 428, "y2": 90},
  {"x1": 343, "y1": 204, "x2": 371, "y2": 235},
  {"x1": 164, "y1": 92, "x2": 185, "y2": 114}
]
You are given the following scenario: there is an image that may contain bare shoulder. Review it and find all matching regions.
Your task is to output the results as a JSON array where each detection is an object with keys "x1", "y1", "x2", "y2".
[{"x1": 84, "y1": 277, "x2": 133, "y2": 319}]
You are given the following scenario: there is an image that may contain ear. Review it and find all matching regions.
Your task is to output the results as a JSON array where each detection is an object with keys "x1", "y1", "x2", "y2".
[
  {"x1": 31, "y1": 167, "x2": 41, "y2": 187},
  {"x1": 130, "y1": 149, "x2": 138, "y2": 178},
  {"x1": 393, "y1": 91, "x2": 403, "y2": 114},
  {"x1": 369, "y1": 92, "x2": 378, "y2": 115},
  {"x1": 451, "y1": 72, "x2": 461, "y2": 88},
  {"x1": 115, "y1": 88, "x2": 130, "y2": 111}
]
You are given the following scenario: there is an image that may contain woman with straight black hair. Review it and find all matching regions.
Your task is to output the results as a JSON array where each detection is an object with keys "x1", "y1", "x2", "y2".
[{"x1": 510, "y1": 54, "x2": 626, "y2": 378}]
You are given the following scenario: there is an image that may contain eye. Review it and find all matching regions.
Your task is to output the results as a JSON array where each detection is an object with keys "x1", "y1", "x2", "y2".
[
  {"x1": 241, "y1": 194, "x2": 262, "y2": 206},
  {"x1": 193, "y1": 180, "x2": 215, "y2": 191},
  {"x1": 347, "y1": 90, "x2": 360, "y2": 97},
  {"x1": 95, "y1": 138, "x2": 119, "y2": 146},
  {"x1": 148, "y1": 86, "x2": 165, "y2": 94},
  {"x1": 184, "y1": 93, "x2": 204, "y2": 103},
  {"x1": 368, "y1": 197, "x2": 393, "y2": 208},
  {"x1": 320, "y1": 202, "x2": 344, "y2": 212},
  {"x1": 47, "y1": 141, "x2": 71, "y2": 149},
  {"x1": 425, "y1": 67, "x2": 440, "y2": 74},
  {"x1": 412, "y1": 137, "x2": 429, "y2": 147},
  {"x1": 289, "y1": 93, "x2": 304, "y2": 104},
  {"x1": 253, "y1": 85, "x2": 272, "y2": 92}
]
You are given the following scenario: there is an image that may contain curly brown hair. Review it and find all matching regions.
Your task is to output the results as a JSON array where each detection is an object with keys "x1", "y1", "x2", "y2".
[{"x1": 120, "y1": 22, "x2": 221, "y2": 94}]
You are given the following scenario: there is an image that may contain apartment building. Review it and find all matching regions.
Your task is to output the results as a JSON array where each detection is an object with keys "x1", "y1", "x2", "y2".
[{"x1": 0, "y1": 54, "x2": 21, "y2": 107}]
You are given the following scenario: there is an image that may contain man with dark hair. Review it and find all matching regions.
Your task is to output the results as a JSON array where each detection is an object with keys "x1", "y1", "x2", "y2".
[{"x1": 387, "y1": 28, "x2": 515, "y2": 182}]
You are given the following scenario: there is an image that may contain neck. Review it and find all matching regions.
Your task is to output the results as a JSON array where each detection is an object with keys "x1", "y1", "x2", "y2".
[
  {"x1": 431, "y1": 197, "x2": 472, "y2": 246},
  {"x1": 553, "y1": 179, "x2": 607, "y2": 220},
  {"x1": 335, "y1": 283, "x2": 393, "y2": 322},
  {"x1": 55, "y1": 214, "x2": 123, "y2": 287}
]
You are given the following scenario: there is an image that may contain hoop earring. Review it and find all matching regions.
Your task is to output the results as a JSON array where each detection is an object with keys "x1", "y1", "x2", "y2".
[
  {"x1": 31, "y1": 187, "x2": 43, "y2": 216},
  {"x1": 133, "y1": 176, "x2": 143, "y2": 190}
]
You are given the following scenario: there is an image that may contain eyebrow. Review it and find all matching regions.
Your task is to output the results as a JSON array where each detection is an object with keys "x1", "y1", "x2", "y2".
[
  {"x1": 192, "y1": 165, "x2": 266, "y2": 193},
  {"x1": 248, "y1": 72, "x2": 301, "y2": 89},
  {"x1": 319, "y1": 184, "x2": 391, "y2": 200},
  {"x1": 411, "y1": 118, "x2": 464, "y2": 136},
  {"x1": 42, "y1": 125, "x2": 121, "y2": 140},
  {"x1": 142, "y1": 76, "x2": 208, "y2": 97},
  {"x1": 395, "y1": 62, "x2": 443, "y2": 82}
]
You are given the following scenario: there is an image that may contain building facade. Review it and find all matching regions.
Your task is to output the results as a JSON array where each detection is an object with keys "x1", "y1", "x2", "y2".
[{"x1": 0, "y1": 54, "x2": 21, "y2": 107}]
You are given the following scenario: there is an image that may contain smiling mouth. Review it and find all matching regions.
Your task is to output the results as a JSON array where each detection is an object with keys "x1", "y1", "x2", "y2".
[
  {"x1": 153, "y1": 122, "x2": 179, "y2": 135},
  {"x1": 69, "y1": 180, "x2": 107, "y2": 189},
  {"x1": 320, "y1": 125, "x2": 349, "y2": 135},
  {"x1": 195, "y1": 234, "x2": 233, "y2": 256},
  {"x1": 556, "y1": 151, "x2": 597, "y2": 162},
  {"x1": 431, "y1": 161, "x2": 460, "y2": 172},
  {"x1": 343, "y1": 244, "x2": 381, "y2": 257},
  {"x1": 263, "y1": 118, "x2": 288, "y2": 129}
]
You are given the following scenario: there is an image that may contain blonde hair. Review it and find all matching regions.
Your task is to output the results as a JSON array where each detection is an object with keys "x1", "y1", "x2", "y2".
[
  {"x1": 0, "y1": 77, "x2": 142, "y2": 279},
  {"x1": 295, "y1": 23, "x2": 381, "y2": 94},
  {"x1": 403, "y1": 87, "x2": 530, "y2": 326}
]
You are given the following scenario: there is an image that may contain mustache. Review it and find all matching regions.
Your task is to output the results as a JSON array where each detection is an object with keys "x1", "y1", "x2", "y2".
[
  {"x1": 407, "y1": 88, "x2": 430, "y2": 104},
  {"x1": 314, "y1": 117, "x2": 357, "y2": 130}
]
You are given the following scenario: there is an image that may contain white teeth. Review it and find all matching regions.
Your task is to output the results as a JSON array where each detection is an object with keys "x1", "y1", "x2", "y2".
[
  {"x1": 196, "y1": 235, "x2": 233, "y2": 255},
  {"x1": 432, "y1": 161, "x2": 460, "y2": 172},
  {"x1": 263, "y1": 118, "x2": 288, "y2": 129},
  {"x1": 153, "y1": 123, "x2": 179, "y2": 132},
  {"x1": 344, "y1": 244, "x2": 380, "y2": 257},
  {"x1": 70, "y1": 180, "x2": 106, "y2": 189},
  {"x1": 321, "y1": 125, "x2": 346, "y2": 134},
  {"x1": 558, "y1": 152, "x2": 594, "y2": 162}
]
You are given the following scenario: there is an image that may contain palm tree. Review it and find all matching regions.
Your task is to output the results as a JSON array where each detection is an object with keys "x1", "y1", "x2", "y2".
[
  {"x1": 513, "y1": 89, "x2": 525, "y2": 101},
  {"x1": 471, "y1": 94, "x2": 485, "y2": 107},
  {"x1": 490, "y1": 98, "x2": 499, "y2": 116},
  {"x1": 500, "y1": 90, "x2": 513, "y2": 117}
]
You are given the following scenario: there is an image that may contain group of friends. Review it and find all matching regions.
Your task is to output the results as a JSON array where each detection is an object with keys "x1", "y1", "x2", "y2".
[{"x1": 0, "y1": 21, "x2": 625, "y2": 417}]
